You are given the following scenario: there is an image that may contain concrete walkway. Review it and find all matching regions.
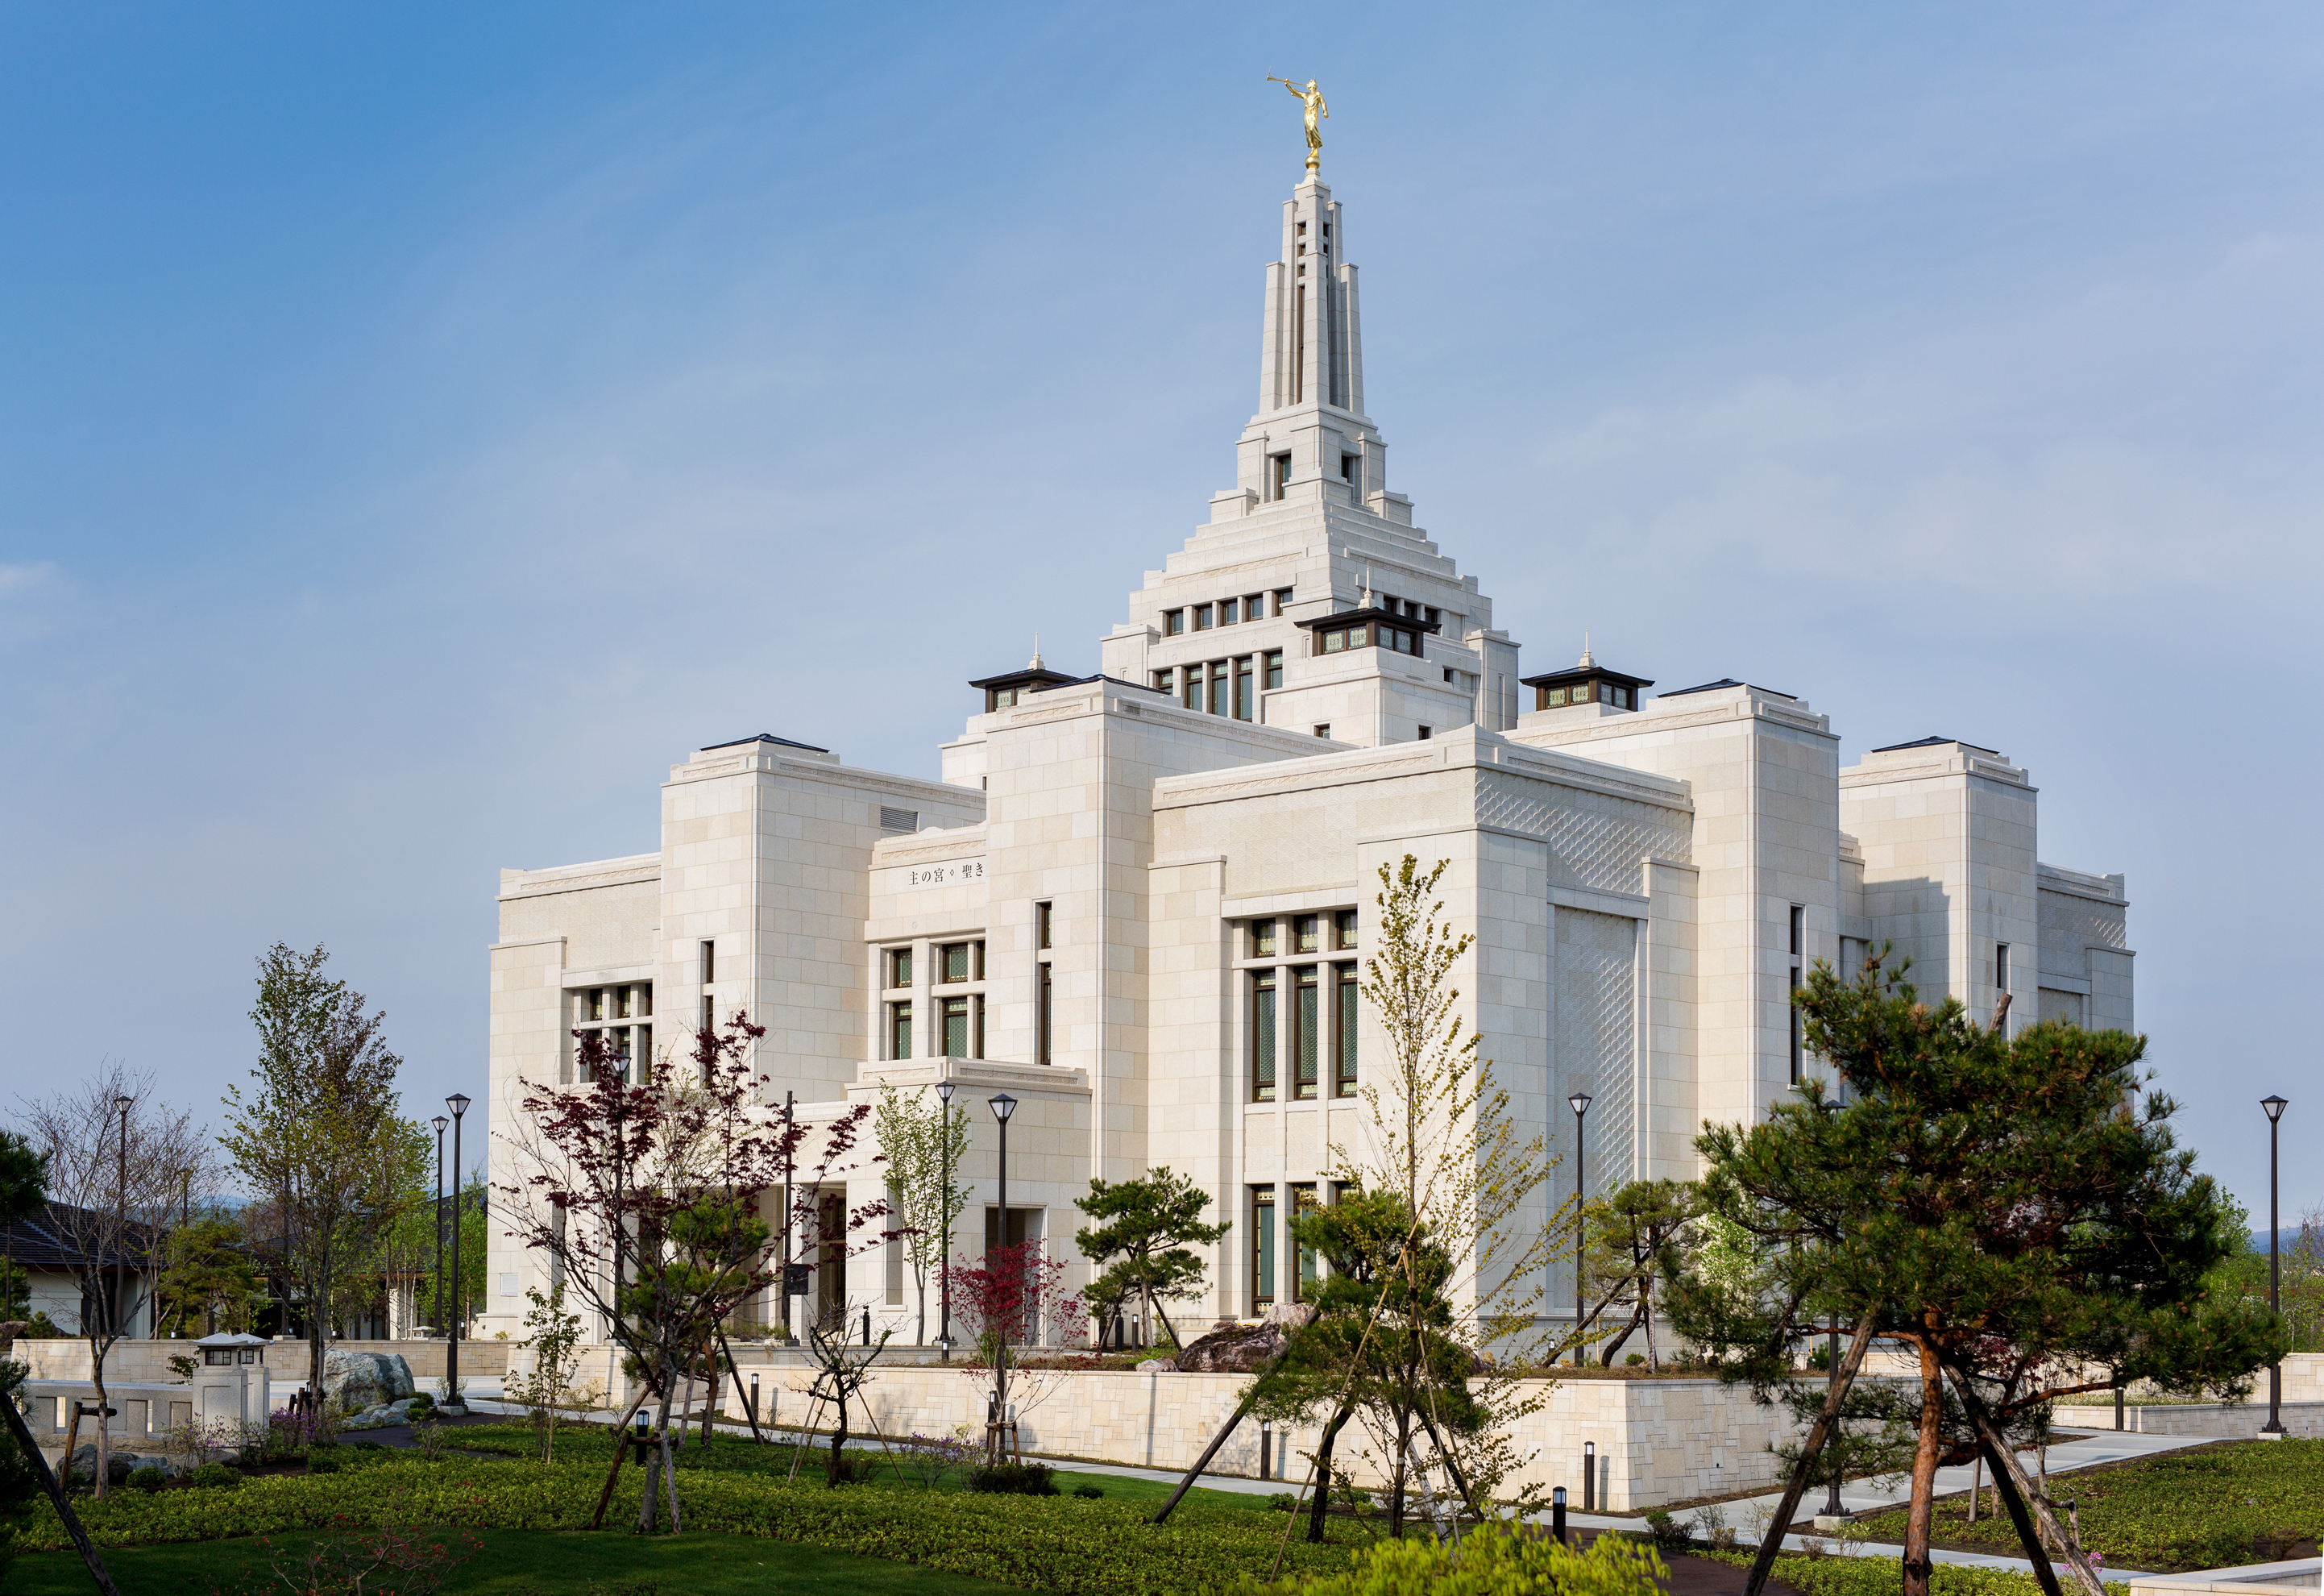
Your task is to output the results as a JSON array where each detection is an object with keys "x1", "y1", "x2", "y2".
[{"x1": 1553, "y1": 1426, "x2": 2208, "y2": 1578}]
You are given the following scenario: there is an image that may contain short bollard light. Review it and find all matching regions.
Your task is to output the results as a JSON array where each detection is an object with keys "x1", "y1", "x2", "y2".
[
  {"x1": 1553, "y1": 1485, "x2": 1568, "y2": 1546},
  {"x1": 1583, "y1": 1440, "x2": 1596, "y2": 1512},
  {"x1": 632, "y1": 1411, "x2": 653, "y2": 1465},
  {"x1": 1259, "y1": 1419, "x2": 1273, "y2": 1481}
]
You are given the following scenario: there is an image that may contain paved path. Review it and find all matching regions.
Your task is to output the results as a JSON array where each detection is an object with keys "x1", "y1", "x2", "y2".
[{"x1": 1552, "y1": 1425, "x2": 2206, "y2": 1577}]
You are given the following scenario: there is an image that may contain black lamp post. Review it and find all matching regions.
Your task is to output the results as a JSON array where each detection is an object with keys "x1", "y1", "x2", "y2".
[
  {"x1": 1567, "y1": 1091, "x2": 1592, "y2": 1365},
  {"x1": 113, "y1": 1095, "x2": 132, "y2": 1338},
  {"x1": 430, "y1": 1115, "x2": 449, "y2": 1336},
  {"x1": 1816, "y1": 1095, "x2": 1845, "y2": 1516},
  {"x1": 2261, "y1": 1095, "x2": 2289, "y2": 1437},
  {"x1": 937, "y1": 1079, "x2": 956, "y2": 1360},
  {"x1": 989, "y1": 1092, "x2": 1017, "y2": 1444},
  {"x1": 444, "y1": 1092, "x2": 471, "y2": 1415}
]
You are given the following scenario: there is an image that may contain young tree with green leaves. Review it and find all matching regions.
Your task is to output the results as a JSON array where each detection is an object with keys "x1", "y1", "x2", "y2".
[
  {"x1": 1257, "y1": 857, "x2": 1563, "y2": 1536},
  {"x1": 873, "y1": 1083, "x2": 969, "y2": 1345},
  {"x1": 221, "y1": 944, "x2": 428, "y2": 1395},
  {"x1": 1073, "y1": 1166, "x2": 1230, "y2": 1350},
  {"x1": 507, "y1": 1281, "x2": 585, "y2": 1461},
  {"x1": 1670, "y1": 949, "x2": 2285, "y2": 1596}
]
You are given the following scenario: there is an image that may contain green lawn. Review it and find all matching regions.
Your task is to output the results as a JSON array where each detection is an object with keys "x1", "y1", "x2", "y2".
[
  {"x1": 6, "y1": 1527, "x2": 1040, "y2": 1596},
  {"x1": 9, "y1": 1428, "x2": 1365, "y2": 1596},
  {"x1": 1850, "y1": 1438, "x2": 2323, "y2": 1570},
  {"x1": 446, "y1": 1422, "x2": 1283, "y2": 1515}
]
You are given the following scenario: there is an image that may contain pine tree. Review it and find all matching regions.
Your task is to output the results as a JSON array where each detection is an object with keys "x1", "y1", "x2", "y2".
[
  {"x1": 1073, "y1": 1166, "x2": 1230, "y2": 1350},
  {"x1": 1670, "y1": 950, "x2": 2284, "y2": 1596}
]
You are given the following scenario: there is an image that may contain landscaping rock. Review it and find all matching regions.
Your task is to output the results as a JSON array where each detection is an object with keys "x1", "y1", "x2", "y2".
[
  {"x1": 1135, "y1": 1358, "x2": 1173, "y2": 1373},
  {"x1": 1172, "y1": 1303, "x2": 1316, "y2": 1374},
  {"x1": 342, "y1": 1397, "x2": 417, "y2": 1431},
  {"x1": 322, "y1": 1350, "x2": 414, "y2": 1415},
  {"x1": 64, "y1": 1445, "x2": 185, "y2": 1485}
]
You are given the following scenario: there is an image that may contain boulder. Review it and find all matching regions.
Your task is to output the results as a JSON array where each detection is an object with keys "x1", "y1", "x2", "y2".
[
  {"x1": 1135, "y1": 1358, "x2": 1173, "y2": 1374},
  {"x1": 322, "y1": 1350, "x2": 414, "y2": 1415},
  {"x1": 64, "y1": 1444, "x2": 184, "y2": 1486},
  {"x1": 1172, "y1": 1304, "x2": 1316, "y2": 1374}
]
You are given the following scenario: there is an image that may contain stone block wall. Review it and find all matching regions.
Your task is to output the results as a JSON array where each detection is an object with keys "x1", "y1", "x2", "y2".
[{"x1": 712, "y1": 1365, "x2": 1808, "y2": 1511}]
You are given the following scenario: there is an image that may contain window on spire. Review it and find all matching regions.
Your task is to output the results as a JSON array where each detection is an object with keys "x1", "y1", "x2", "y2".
[{"x1": 1270, "y1": 454, "x2": 1290, "y2": 501}]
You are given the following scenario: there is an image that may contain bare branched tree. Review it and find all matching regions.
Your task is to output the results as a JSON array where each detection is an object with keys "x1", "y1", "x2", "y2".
[{"x1": 19, "y1": 1064, "x2": 214, "y2": 1497}]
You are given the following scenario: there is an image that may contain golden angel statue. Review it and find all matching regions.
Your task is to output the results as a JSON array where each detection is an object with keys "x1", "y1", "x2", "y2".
[{"x1": 1268, "y1": 77, "x2": 1327, "y2": 171}]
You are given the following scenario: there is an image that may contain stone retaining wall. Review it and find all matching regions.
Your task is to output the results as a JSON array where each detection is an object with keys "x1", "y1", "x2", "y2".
[
  {"x1": 15, "y1": 1338, "x2": 510, "y2": 1387},
  {"x1": 704, "y1": 1364, "x2": 1811, "y2": 1511}
]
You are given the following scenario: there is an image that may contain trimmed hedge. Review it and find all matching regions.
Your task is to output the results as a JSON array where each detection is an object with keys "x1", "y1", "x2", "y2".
[{"x1": 19, "y1": 1457, "x2": 1372, "y2": 1596}]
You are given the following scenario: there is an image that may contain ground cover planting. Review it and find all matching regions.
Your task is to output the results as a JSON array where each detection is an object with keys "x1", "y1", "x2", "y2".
[
  {"x1": 5, "y1": 1527, "x2": 1042, "y2": 1596},
  {"x1": 1704, "y1": 1551, "x2": 2127, "y2": 1596},
  {"x1": 15, "y1": 1440, "x2": 1373, "y2": 1596},
  {"x1": 1850, "y1": 1439, "x2": 2322, "y2": 1571}
]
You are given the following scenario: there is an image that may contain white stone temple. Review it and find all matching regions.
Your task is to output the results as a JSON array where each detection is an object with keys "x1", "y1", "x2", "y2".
[{"x1": 479, "y1": 164, "x2": 2133, "y2": 1345}]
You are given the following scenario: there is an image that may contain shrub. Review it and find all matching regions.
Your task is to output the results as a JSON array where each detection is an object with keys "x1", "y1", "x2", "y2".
[
  {"x1": 1268, "y1": 1491, "x2": 1297, "y2": 1511},
  {"x1": 126, "y1": 1467, "x2": 165, "y2": 1494},
  {"x1": 967, "y1": 1462, "x2": 1056, "y2": 1496},
  {"x1": 1642, "y1": 1508, "x2": 1687, "y2": 1549},
  {"x1": 1073, "y1": 1483, "x2": 1105, "y2": 1500},
  {"x1": 1255, "y1": 1517, "x2": 1666, "y2": 1596},
  {"x1": 308, "y1": 1453, "x2": 342, "y2": 1475},
  {"x1": 191, "y1": 1462, "x2": 241, "y2": 1490},
  {"x1": 406, "y1": 1391, "x2": 434, "y2": 1413},
  {"x1": 1625, "y1": 1353, "x2": 1646, "y2": 1366}
]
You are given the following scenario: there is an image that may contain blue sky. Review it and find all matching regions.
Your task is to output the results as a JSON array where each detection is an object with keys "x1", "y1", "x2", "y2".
[{"x1": 3, "y1": 4, "x2": 2318, "y2": 1219}]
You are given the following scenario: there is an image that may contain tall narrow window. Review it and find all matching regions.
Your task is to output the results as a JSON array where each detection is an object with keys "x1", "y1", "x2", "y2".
[
  {"x1": 1339, "y1": 452, "x2": 1355, "y2": 482},
  {"x1": 1164, "y1": 609, "x2": 1184, "y2": 636},
  {"x1": 700, "y1": 941, "x2": 716, "y2": 987},
  {"x1": 1271, "y1": 452, "x2": 1290, "y2": 500},
  {"x1": 889, "y1": 1002, "x2": 912, "y2": 1061},
  {"x1": 1235, "y1": 657, "x2": 1254, "y2": 720},
  {"x1": 1182, "y1": 670, "x2": 1201, "y2": 712},
  {"x1": 1995, "y1": 944, "x2": 2011, "y2": 995},
  {"x1": 885, "y1": 1184, "x2": 906, "y2": 1306},
  {"x1": 1219, "y1": 596, "x2": 1238, "y2": 625},
  {"x1": 1195, "y1": 603, "x2": 1214, "y2": 630},
  {"x1": 1251, "y1": 917, "x2": 1277, "y2": 958},
  {"x1": 1264, "y1": 650, "x2": 1284, "y2": 691},
  {"x1": 1154, "y1": 667, "x2": 1174, "y2": 695},
  {"x1": 1335, "y1": 910, "x2": 1358, "y2": 950},
  {"x1": 1035, "y1": 903, "x2": 1053, "y2": 950},
  {"x1": 1789, "y1": 904, "x2": 1804, "y2": 1087},
  {"x1": 1293, "y1": 285, "x2": 1306, "y2": 405},
  {"x1": 973, "y1": 994, "x2": 986, "y2": 1059},
  {"x1": 1209, "y1": 661, "x2": 1228, "y2": 717},
  {"x1": 1293, "y1": 966, "x2": 1319, "y2": 1099},
  {"x1": 1272, "y1": 588, "x2": 1293, "y2": 614},
  {"x1": 889, "y1": 946, "x2": 914, "y2": 989},
  {"x1": 1251, "y1": 970, "x2": 1277, "y2": 1102},
  {"x1": 1291, "y1": 1183, "x2": 1321, "y2": 1299},
  {"x1": 1252, "y1": 1187, "x2": 1278, "y2": 1308},
  {"x1": 1334, "y1": 962, "x2": 1359, "y2": 1095},
  {"x1": 1037, "y1": 962, "x2": 1054, "y2": 1066},
  {"x1": 943, "y1": 996, "x2": 970, "y2": 1058},
  {"x1": 1295, "y1": 915, "x2": 1321, "y2": 954},
  {"x1": 943, "y1": 942, "x2": 971, "y2": 983}
]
